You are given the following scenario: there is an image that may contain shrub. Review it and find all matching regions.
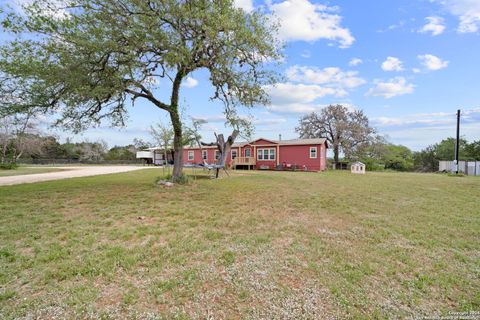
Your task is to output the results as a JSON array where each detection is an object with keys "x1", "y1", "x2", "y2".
[
  {"x1": 0, "y1": 163, "x2": 18, "y2": 170},
  {"x1": 157, "y1": 173, "x2": 191, "y2": 185}
]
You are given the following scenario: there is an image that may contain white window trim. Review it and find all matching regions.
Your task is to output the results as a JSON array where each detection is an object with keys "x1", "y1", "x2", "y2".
[
  {"x1": 257, "y1": 148, "x2": 276, "y2": 161},
  {"x1": 244, "y1": 148, "x2": 251, "y2": 157},
  {"x1": 202, "y1": 150, "x2": 208, "y2": 160},
  {"x1": 231, "y1": 149, "x2": 238, "y2": 160},
  {"x1": 188, "y1": 150, "x2": 194, "y2": 161},
  {"x1": 215, "y1": 150, "x2": 220, "y2": 160},
  {"x1": 309, "y1": 147, "x2": 317, "y2": 159}
]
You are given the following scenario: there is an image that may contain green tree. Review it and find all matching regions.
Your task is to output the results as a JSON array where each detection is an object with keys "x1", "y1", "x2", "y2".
[
  {"x1": 383, "y1": 144, "x2": 413, "y2": 171},
  {"x1": 413, "y1": 145, "x2": 438, "y2": 172},
  {"x1": 38, "y1": 136, "x2": 68, "y2": 159},
  {"x1": 104, "y1": 145, "x2": 136, "y2": 161},
  {"x1": 355, "y1": 137, "x2": 414, "y2": 172},
  {"x1": 434, "y1": 137, "x2": 468, "y2": 160},
  {"x1": 464, "y1": 140, "x2": 480, "y2": 160},
  {"x1": 296, "y1": 105, "x2": 376, "y2": 168},
  {"x1": 0, "y1": 0, "x2": 282, "y2": 181}
]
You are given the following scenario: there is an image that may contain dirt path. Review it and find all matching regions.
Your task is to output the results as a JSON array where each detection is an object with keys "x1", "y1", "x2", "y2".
[{"x1": 0, "y1": 166, "x2": 149, "y2": 186}]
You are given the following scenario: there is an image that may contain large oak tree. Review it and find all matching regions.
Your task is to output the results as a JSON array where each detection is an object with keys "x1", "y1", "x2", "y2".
[
  {"x1": 0, "y1": 0, "x2": 282, "y2": 180},
  {"x1": 296, "y1": 105, "x2": 375, "y2": 168}
]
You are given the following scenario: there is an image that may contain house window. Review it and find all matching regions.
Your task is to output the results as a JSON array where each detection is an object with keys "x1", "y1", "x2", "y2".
[
  {"x1": 188, "y1": 151, "x2": 194, "y2": 161},
  {"x1": 269, "y1": 149, "x2": 275, "y2": 160},
  {"x1": 245, "y1": 148, "x2": 251, "y2": 157},
  {"x1": 231, "y1": 149, "x2": 238, "y2": 160},
  {"x1": 202, "y1": 150, "x2": 207, "y2": 160},
  {"x1": 257, "y1": 148, "x2": 275, "y2": 160},
  {"x1": 310, "y1": 147, "x2": 317, "y2": 159},
  {"x1": 215, "y1": 150, "x2": 220, "y2": 160}
]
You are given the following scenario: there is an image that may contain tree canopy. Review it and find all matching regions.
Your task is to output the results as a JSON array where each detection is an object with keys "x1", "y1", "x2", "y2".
[
  {"x1": 0, "y1": 0, "x2": 282, "y2": 180},
  {"x1": 296, "y1": 105, "x2": 376, "y2": 167}
]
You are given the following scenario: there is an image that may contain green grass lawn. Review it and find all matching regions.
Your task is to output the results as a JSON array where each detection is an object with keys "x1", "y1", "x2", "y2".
[
  {"x1": 0, "y1": 169, "x2": 479, "y2": 319},
  {"x1": 0, "y1": 166, "x2": 68, "y2": 177}
]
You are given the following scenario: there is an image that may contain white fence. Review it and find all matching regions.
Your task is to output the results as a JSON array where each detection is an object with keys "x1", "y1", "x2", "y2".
[{"x1": 439, "y1": 161, "x2": 480, "y2": 176}]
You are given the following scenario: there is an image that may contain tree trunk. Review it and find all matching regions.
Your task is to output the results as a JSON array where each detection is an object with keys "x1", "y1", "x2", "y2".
[
  {"x1": 170, "y1": 110, "x2": 183, "y2": 181},
  {"x1": 215, "y1": 130, "x2": 239, "y2": 178},
  {"x1": 169, "y1": 69, "x2": 185, "y2": 181},
  {"x1": 333, "y1": 144, "x2": 339, "y2": 170},
  {"x1": 0, "y1": 144, "x2": 6, "y2": 164}
]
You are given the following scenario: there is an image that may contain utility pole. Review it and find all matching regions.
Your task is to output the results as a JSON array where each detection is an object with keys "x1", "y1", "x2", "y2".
[{"x1": 454, "y1": 109, "x2": 461, "y2": 174}]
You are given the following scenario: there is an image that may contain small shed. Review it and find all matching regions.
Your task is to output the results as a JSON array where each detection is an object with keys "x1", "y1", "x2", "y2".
[{"x1": 351, "y1": 162, "x2": 366, "y2": 174}]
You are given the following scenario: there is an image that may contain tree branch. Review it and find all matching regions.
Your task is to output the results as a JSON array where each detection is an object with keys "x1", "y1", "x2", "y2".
[{"x1": 124, "y1": 88, "x2": 170, "y2": 111}]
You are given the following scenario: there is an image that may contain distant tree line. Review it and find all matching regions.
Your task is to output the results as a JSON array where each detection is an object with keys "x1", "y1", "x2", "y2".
[
  {"x1": 0, "y1": 114, "x2": 207, "y2": 167},
  {"x1": 0, "y1": 115, "x2": 152, "y2": 165},
  {"x1": 297, "y1": 104, "x2": 480, "y2": 172},
  {"x1": 413, "y1": 138, "x2": 480, "y2": 172},
  {"x1": 3, "y1": 134, "x2": 150, "y2": 164}
]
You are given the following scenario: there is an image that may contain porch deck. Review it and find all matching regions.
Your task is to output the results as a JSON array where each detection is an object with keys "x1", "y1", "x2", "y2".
[{"x1": 232, "y1": 157, "x2": 256, "y2": 169}]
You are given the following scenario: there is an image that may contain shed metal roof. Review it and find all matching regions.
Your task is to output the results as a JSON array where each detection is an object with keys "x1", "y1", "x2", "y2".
[{"x1": 144, "y1": 137, "x2": 328, "y2": 151}]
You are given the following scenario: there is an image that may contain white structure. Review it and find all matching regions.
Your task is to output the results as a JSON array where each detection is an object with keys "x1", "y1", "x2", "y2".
[
  {"x1": 439, "y1": 160, "x2": 480, "y2": 176},
  {"x1": 351, "y1": 162, "x2": 366, "y2": 174},
  {"x1": 136, "y1": 147, "x2": 172, "y2": 165}
]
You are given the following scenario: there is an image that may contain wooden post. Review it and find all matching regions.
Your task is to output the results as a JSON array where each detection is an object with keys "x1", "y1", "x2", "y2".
[
  {"x1": 253, "y1": 145, "x2": 256, "y2": 170},
  {"x1": 276, "y1": 145, "x2": 280, "y2": 167}
]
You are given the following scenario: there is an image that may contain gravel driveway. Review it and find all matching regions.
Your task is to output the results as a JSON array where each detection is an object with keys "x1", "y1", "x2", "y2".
[{"x1": 0, "y1": 166, "x2": 148, "y2": 186}]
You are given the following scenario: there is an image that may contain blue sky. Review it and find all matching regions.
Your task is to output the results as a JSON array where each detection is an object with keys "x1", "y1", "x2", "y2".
[{"x1": 2, "y1": 0, "x2": 480, "y2": 150}]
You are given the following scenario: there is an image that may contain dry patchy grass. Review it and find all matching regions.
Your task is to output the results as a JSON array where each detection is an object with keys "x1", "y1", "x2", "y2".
[{"x1": 0, "y1": 169, "x2": 479, "y2": 319}]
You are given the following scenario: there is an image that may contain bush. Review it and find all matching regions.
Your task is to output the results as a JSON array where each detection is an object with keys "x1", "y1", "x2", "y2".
[
  {"x1": 0, "y1": 163, "x2": 18, "y2": 170},
  {"x1": 360, "y1": 158, "x2": 384, "y2": 171},
  {"x1": 157, "y1": 173, "x2": 191, "y2": 185}
]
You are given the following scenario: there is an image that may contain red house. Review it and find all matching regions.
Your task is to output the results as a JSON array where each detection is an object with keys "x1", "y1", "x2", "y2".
[{"x1": 182, "y1": 138, "x2": 328, "y2": 172}]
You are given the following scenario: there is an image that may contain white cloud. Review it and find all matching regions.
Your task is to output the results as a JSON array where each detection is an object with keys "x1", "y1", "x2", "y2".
[
  {"x1": 373, "y1": 109, "x2": 480, "y2": 128},
  {"x1": 264, "y1": 82, "x2": 349, "y2": 114},
  {"x1": 420, "y1": 16, "x2": 446, "y2": 36},
  {"x1": 192, "y1": 114, "x2": 287, "y2": 126},
  {"x1": 381, "y1": 57, "x2": 404, "y2": 72},
  {"x1": 412, "y1": 68, "x2": 421, "y2": 74},
  {"x1": 253, "y1": 118, "x2": 287, "y2": 125},
  {"x1": 267, "y1": 102, "x2": 355, "y2": 114},
  {"x1": 366, "y1": 77, "x2": 414, "y2": 99},
  {"x1": 418, "y1": 54, "x2": 449, "y2": 71},
  {"x1": 268, "y1": 103, "x2": 326, "y2": 114},
  {"x1": 434, "y1": 0, "x2": 480, "y2": 33},
  {"x1": 182, "y1": 77, "x2": 199, "y2": 88},
  {"x1": 269, "y1": 0, "x2": 355, "y2": 48},
  {"x1": 373, "y1": 115, "x2": 451, "y2": 127},
  {"x1": 378, "y1": 20, "x2": 407, "y2": 33},
  {"x1": 265, "y1": 66, "x2": 365, "y2": 114},
  {"x1": 267, "y1": 82, "x2": 344, "y2": 105},
  {"x1": 348, "y1": 58, "x2": 363, "y2": 66},
  {"x1": 234, "y1": 0, "x2": 254, "y2": 13},
  {"x1": 192, "y1": 115, "x2": 226, "y2": 123},
  {"x1": 286, "y1": 65, "x2": 366, "y2": 89}
]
